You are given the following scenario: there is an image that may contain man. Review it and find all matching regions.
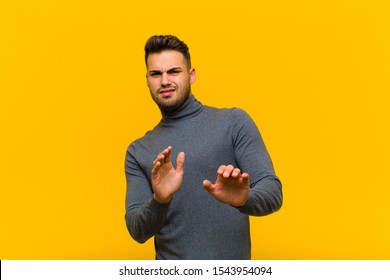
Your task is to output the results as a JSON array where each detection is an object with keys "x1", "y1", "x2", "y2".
[{"x1": 125, "y1": 35, "x2": 282, "y2": 260}]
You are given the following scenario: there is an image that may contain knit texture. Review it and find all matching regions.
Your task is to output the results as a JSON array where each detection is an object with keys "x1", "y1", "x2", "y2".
[{"x1": 125, "y1": 95, "x2": 282, "y2": 259}]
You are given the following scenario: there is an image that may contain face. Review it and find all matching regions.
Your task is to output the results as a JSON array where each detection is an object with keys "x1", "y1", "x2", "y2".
[{"x1": 146, "y1": 50, "x2": 196, "y2": 111}]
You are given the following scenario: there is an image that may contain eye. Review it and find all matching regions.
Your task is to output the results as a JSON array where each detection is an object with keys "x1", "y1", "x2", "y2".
[
  {"x1": 149, "y1": 72, "x2": 161, "y2": 77},
  {"x1": 167, "y1": 69, "x2": 182, "y2": 75}
]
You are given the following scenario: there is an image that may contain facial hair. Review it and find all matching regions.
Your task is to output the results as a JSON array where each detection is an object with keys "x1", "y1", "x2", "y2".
[{"x1": 151, "y1": 84, "x2": 191, "y2": 112}]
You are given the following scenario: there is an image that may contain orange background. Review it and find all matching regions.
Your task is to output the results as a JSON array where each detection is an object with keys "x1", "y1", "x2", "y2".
[{"x1": 1, "y1": 0, "x2": 389, "y2": 259}]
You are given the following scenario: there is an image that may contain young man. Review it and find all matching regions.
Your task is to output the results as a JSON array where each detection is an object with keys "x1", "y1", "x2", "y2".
[{"x1": 125, "y1": 35, "x2": 282, "y2": 259}]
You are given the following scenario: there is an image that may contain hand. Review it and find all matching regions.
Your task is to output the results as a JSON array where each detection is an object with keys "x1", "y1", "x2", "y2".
[
  {"x1": 152, "y1": 146, "x2": 185, "y2": 203},
  {"x1": 203, "y1": 165, "x2": 250, "y2": 207}
]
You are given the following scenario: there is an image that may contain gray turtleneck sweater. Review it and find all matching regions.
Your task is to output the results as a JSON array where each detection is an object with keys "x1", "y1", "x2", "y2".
[{"x1": 125, "y1": 95, "x2": 282, "y2": 260}]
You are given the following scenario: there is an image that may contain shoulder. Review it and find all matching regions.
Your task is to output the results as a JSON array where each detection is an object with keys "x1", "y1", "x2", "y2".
[
  {"x1": 198, "y1": 105, "x2": 257, "y2": 133},
  {"x1": 203, "y1": 104, "x2": 250, "y2": 119},
  {"x1": 126, "y1": 125, "x2": 161, "y2": 155},
  {"x1": 230, "y1": 107, "x2": 252, "y2": 121},
  {"x1": 209, "y1": 105, "x2": 254, "y2": 124}
]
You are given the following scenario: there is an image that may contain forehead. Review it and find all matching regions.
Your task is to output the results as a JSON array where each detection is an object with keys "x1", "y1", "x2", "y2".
[{"x1": 146, "y1": 50, "x2": 187, "y2": 70}]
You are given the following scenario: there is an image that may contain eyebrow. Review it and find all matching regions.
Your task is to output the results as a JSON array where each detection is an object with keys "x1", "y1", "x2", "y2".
[{"x1": 148, "y1": 67, "x2": 183, "y2": 74}]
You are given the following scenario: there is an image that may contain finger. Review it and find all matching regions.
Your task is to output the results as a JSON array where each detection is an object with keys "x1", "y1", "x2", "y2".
[
  {"x1": 232, "y1": 168, "x2": 241, "y2": 178},
  {"x1": 154, "y1": 147, "x2": 170, "y2": 164},
  {"x1": 153, "y1": 154, "x2": 162, "y2": 164},
  {"x1": 222, "y1": 165, "x2": 235, "y2": 178},
  {"x1": 163, "y1": 146, "x2": 172, "y2": 163},
  {"x1": 217, "y1": 165, "x2": 227, "y2": 175},
  {"x1": 202, "y1": 180, "x2": 215, "y2": 192},
  {"x1": 153, "y1": 146, "x2": 171, "y2": 165},
  {"x1": 151, "y1": 160, "x2": 161, "y2": 176},
  {"x1": 240, "y1": 172, "x2": 250, "y2": 184},
  {"x1": 175, "y1": 152, "x2": 185, "y2": 174},
  {"x1": 153, "y1": 154, "x2": 165, "y2": 166}
]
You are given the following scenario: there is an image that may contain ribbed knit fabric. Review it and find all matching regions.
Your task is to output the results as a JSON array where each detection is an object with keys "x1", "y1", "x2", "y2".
[{"x1": 125, "y1": 95, "x2": 282, "y2": 259}]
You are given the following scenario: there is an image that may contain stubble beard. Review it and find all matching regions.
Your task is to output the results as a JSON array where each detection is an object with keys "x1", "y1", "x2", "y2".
[{"x1": 151, "y1": 85, "x2": 191, "y2": 112}]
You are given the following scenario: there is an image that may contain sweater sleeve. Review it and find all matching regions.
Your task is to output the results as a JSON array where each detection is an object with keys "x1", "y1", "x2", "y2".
[
  {"x1": 231, "y1": 109, "x2": 283, "y2": 216},
  {"x1": 124, "y1": 144, "x2": 169, "y2": 243}
]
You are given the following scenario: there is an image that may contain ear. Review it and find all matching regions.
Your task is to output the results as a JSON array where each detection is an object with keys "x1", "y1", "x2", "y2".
[
  {"x1": 189, "y1": 68, "x2": 196, "y2": 84},
  {"x1": 146, "y1": 73, "x2": 150, "y2": 87}
]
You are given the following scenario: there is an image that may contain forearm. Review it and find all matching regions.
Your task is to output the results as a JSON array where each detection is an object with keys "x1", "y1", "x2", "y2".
[
  {"x1": 230, "y1": 109, "x2": 283, "y2": 216},
  {"x1": 125, "y1": 197, "x2": 170, "y2": 243},
  {"x1": 235, "y1": 175, "x2": 283, "y2": 216}
]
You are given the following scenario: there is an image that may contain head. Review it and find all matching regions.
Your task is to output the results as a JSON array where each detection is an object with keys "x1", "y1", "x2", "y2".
[{"x1": 145, "y1": 35, "x2": 196, "y2": 111}]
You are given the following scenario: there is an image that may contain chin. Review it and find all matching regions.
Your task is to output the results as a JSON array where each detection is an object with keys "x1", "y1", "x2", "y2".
[
  {"x1": 158, "y1": 98, "x2": 184, "y2": 111},
  {"x1": 158, "y1": 103, "x2": 179, "y2": 112}
]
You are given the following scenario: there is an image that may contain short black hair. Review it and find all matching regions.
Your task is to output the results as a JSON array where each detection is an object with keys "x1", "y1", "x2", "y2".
[{"x1": 145, "y1": 35, "x2": 191, "y2": 68}]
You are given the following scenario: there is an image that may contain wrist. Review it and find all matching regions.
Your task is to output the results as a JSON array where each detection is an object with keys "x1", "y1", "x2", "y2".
[
  {"x1": 153, "y1": 193, "x2": 172, "y2": 204},
  {"x1": 230, "y1": 199, "x2": 247, "y2": 207}
]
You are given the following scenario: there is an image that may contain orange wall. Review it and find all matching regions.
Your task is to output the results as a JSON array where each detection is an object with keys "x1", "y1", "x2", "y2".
[{"x1": 1, "y1": 0, "x2": 389, "y2": 259}]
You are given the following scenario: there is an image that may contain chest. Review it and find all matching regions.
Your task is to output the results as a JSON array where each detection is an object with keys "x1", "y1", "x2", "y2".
[{"x1": 136, "y1": 116, "x2": 237, "y2": 181}]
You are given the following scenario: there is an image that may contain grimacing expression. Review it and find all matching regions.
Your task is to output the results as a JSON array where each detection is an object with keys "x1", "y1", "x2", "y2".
[{"x1": 146, "y1": 50, "x2": 196, "y2": 111}]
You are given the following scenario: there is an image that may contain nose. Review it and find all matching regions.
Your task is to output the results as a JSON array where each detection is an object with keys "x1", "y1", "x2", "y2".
[{"x1": 161, "y1": 72, "x2": 171, "y2": 86}]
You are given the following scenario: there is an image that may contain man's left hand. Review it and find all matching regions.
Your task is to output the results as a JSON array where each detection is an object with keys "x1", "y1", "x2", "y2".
[{"x1": 203, "y1": 165, "x2": 250, "y2": 207}]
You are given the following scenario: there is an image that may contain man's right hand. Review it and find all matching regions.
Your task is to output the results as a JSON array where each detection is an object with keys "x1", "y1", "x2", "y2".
[{"x1": 151, "y1": 146, "x2": 185, "y2": 203}]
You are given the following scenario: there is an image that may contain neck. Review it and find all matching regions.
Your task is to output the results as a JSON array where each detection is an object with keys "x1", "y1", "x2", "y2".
[{"x1": 160, "y1": 95, "x2": 203, "y2": 123}]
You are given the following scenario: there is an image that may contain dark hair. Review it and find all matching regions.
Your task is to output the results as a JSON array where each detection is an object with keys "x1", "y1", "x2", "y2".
[{"x1": 144, "y1": 35, "x2": 191, "y2": 68}]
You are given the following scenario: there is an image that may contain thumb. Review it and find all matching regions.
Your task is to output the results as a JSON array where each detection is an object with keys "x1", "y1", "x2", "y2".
[{"x1": 203, "y1": 179, "x2": 215, "y2": 192}]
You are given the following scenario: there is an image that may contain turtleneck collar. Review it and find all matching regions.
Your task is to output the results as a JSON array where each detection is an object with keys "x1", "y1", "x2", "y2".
[{"x1": 160, "y1": 94, "x2": 203, "y2": 124}]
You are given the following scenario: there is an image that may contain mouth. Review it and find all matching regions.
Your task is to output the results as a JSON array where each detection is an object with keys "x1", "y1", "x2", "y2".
[{"x1": 159, "y1": 88, "x2": 175, "y2": 97}]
